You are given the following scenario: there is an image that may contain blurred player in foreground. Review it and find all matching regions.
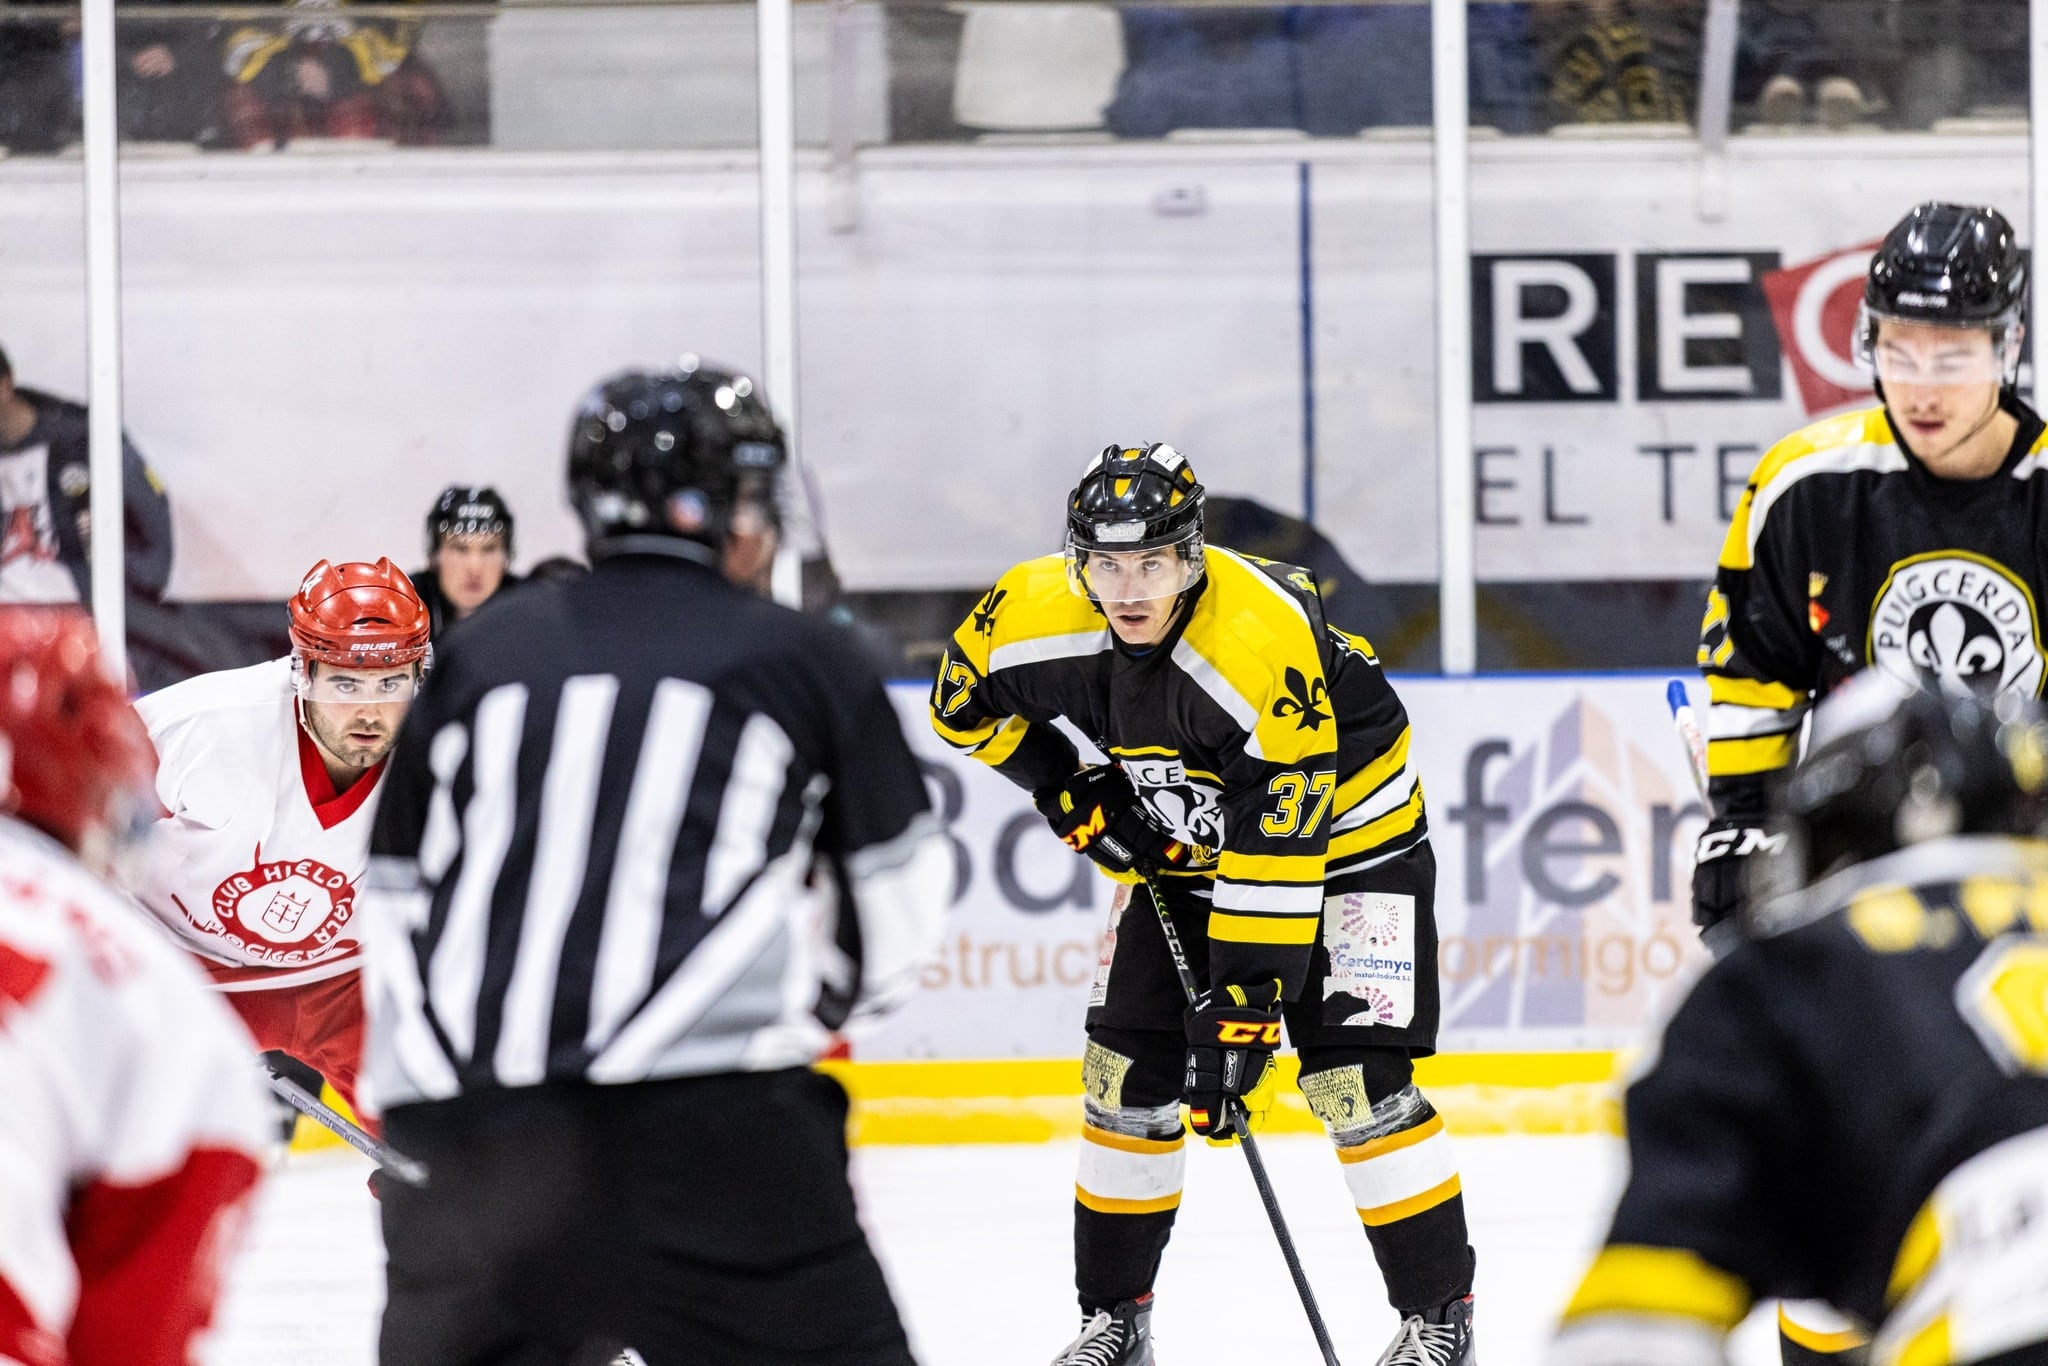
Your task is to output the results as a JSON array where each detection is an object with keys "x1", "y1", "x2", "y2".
[
  {"x1": 362, "y1": 362, "x2": 949, "y2": 1366},
  {"x1": 129, "y1": 558, "x2": 430, "y2": 1117},
  {"x1": 932, "y1": 444, "x2": 1475, "y2": 1366},
  {"x1": 1557, "y1": 675, "x2": 2048, "y2": 1366},
  {"x1": 0, "y1": 609, "x2": 271, "y2": 1366}
]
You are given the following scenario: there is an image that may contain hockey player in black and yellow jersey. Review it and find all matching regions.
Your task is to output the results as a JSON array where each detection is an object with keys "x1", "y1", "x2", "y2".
[
  {"x1": 1698, "y1": 202, "x2": 2047, "y2": 943},
  {"x1": 1557, "y1": 677, "x2": 2048, "y2": 1366},
  {"x1": 1696, "y1": 201, "x2": 2048, "y2": 1366},
  {"x1": 932, "y1": 444, "x2": 1475, "y2": 1366}
]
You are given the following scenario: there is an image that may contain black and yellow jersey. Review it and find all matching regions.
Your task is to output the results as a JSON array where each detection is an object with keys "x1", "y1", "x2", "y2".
[
  {"x1": 1700, "y1": 396, "x2": 2048, "y2": 825},
  {"x1": 930, "y1": 545, "x2": 1423, "y2": 997},
  {"x1": 1554, "y1": 835, "x2": 2048, "y2": 1366}
]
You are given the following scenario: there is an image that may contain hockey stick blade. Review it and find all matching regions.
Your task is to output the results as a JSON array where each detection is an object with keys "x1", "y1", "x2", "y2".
[
  {"x1": 1143, "y1": 878, "x2": 1342, "y2": 1366},
  {"x1": 262, "y1": 1067, "x2": 428, "y2": 1187}
]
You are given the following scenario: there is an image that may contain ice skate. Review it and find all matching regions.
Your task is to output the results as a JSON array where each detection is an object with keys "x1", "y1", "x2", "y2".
[
  {"x1": 1050, "y1": 1294, "x2": 1154, "y2": 1366},
  {"x1": 1374, "y1": 1293, "x2": 1473, "y2": 1366}
]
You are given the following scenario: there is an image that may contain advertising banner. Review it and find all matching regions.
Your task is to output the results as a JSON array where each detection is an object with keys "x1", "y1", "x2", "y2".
[{"x1": 863, "y1": 673, "x2": 1714, "y2": 1061}]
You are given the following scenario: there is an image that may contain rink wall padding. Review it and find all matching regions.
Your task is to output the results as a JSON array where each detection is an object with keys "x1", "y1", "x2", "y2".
[
  {"x1": 814, "y1": 1052, "x2": 1625, "y2": 1145},
  {"x1": 873, "y1": 676, "x2": 1713, "y2": 1067}
]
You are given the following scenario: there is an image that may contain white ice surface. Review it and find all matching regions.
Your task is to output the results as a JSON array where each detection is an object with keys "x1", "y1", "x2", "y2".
[{"x1": 206, "y1": 1135, "x2": 1784, "y2": 1365}]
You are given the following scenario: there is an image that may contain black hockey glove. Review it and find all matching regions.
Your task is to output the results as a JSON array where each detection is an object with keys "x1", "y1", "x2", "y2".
[
  {"x1": 1182, "y1": 979, "x2": 1283, "y2": 1139},
  {"x1": 1691, "y1": 817, "x2": 1776, "y2": 956},
  {"x1": 1034, "y1": 766, "x2": 1187, "y2": 878}
]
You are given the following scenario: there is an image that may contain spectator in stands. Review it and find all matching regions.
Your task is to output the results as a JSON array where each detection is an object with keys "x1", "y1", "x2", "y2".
[
  {"x1": 120, "y1": 0, "x2": 226, "y2": 144},
  {"x1": 221, "y1": 0, "x2": 448, "y2": 148},
  {"x1": 0, "y1": 14, "x2": 75, "y2": 152},
  {"x1": 0, "y1": 344, "x2": 173, "y2": 608},
  {"x1": 1538, "y1": 0, "x2": 1693, "y2": 125},
  {"x1": 412, "y1": 484, "x2": 518, "y2": 639}
]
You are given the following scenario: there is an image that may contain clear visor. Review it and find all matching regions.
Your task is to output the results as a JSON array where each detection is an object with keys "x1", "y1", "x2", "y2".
[
  {"x1": 296, "y1": 665, "x2": 420, "y2": 704},
  {"x1": 1065, "y1": 527, "x2": 1205, "y2": 603},
  {"x1": 1854, "y1": 302, "x2": 2020, "y2": 386}
]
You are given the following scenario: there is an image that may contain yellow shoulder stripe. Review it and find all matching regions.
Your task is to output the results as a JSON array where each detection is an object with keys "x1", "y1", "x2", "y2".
[
  {"x1": 1705, "y1": 676, "x2": 1803, "y2": 710},
  {"x1": 1721, "y1": 407, "x2": 1891, "y2": 571},
  {"x1": 1706, "y1": 732, "x2": 1798, "y2": 777},
  {"x1": 1563, "y1": 1245, "x2": 1751, "y2": 1329}
]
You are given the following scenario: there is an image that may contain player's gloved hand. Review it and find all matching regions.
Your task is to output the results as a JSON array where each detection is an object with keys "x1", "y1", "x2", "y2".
[
  {"x1": 1182, "y1": 979, "x2": 1283, "y2": 1140},
  {"x1": 1034, "y1": 766, "x2": 1187, "y2": 878},
  {"x1": 1692, "y1": 817, "x2": 1774, "y2": 957}
]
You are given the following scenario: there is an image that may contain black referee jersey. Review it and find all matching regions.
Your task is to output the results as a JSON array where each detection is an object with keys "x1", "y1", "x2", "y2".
[{"x1": 359, "y1": 546, "x2": 949, "y2": 1109}]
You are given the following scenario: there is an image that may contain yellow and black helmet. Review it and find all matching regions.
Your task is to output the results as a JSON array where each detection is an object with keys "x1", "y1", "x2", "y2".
[{"x1": 1065, "y1": 443, "x2": 1205, "y2": 555}]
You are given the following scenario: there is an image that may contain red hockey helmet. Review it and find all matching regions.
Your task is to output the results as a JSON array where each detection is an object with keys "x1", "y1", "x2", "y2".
[
  {"x1": 288, "y1": 558, "x2": 431, "y2": 669},
  {"x1": 0, "y1": 608, "x2": 155, "y2": 855}
]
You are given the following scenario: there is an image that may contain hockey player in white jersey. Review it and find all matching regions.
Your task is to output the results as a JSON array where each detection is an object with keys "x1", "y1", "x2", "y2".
[
  {"x1": 132, "y1": 557, "x2": 430, "y2": 1117},
  {"x1": 0, "y1": 607, "x2": 271, "y2": 1366}
]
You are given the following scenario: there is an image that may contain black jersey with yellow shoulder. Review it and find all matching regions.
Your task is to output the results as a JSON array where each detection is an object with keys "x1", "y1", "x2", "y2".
[
  {"x1": 930, "y1": 545, "x2": 1424, "y2": 998},
  {"x1": 1554, "y1": 835, "x2": 2048, "y2": 1366},
  {"x1": 1700, "y1": 396, "x2": 2048, "y2": 825}
]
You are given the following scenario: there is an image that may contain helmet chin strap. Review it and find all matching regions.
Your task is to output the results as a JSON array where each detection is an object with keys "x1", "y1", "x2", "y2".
[{"x1": 1883, "y1": 383, "x2": 2008, "y2": 468}]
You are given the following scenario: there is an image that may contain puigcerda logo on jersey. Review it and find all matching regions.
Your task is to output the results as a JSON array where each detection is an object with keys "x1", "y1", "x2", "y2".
[
  {"x1": 1868, "y1": 551, "x2": 2045, "y2": 699},
  {"x1": 1271, "y1": 667, "x2": 1330, "y2": 730}
]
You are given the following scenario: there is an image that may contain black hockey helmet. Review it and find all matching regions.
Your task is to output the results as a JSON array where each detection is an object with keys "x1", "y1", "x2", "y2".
[
  {"x1": 566, "y1": 360, "x2": 785, "y2": 554},
  {"x1": 1766, "y1": 673, "x2": 2048, "y2": 891},
  {"x1": 426, "y1": 485, "x2": 514, "y2": 558},
  {"x1": 1858, "y1": 202, "x2": 2027, "y2": 386},
  {"x1": 1064, "y1": 444, "x2": 1206, "y2": 603}
]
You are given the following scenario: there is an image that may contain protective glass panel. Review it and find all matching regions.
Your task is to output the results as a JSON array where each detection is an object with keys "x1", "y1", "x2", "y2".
[
  {"x1": 0, "y1": 2, "x2": 97, "y2": 613},
  {"x1": 109, "y1": 0, "x2": 762, "y2": 693},
  {"x1": 1465, "y1": 0, "x2": 2030, "y2": 672}
]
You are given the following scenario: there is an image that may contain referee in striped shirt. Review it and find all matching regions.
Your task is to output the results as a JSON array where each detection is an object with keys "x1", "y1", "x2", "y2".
[{"x1": 361, "y1": 362, "x2": 950, "y2": 1366}]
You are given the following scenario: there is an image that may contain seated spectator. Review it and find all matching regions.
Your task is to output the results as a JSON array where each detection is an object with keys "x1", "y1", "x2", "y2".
[
  {"x1": 0, "y1": 15, "x2": 75, "y2": 152},
  {"x1": 120, "y1": 0, "x2": 226, "y2": 144},
  {"x1": 1293, "y1": 2, "x2": 1541, "y2": 134},
  {"x1": 222, "y1": 0, "x2": 448, "y2": 149},
  {"x1": 0, "y1": 344, "x2": 173, "y2": 607},
  {"x1": 1106, "y1": 3, "x2": 1543, "y2": 138},
  {"x1": 1538, "y1": 0, "x2": 1694, "y2": 125},
  {"x1": 1105, "y1": 9, "x2": 1297, "y2": 137},
  {"x1": 413, "y1": 485, "x2": 518, "y2": 639}
]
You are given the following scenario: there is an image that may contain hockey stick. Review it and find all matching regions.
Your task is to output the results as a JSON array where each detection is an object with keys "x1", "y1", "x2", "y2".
[
  {"x1": 1665, "y1": 679, "x2": 1716, "y2": 819},
  {"x1": 261, "y1": 1066, "x2": 428, "y2": 1188},
  {"x1": 1142, "y1": 876, "x2": 1342, "y2": 1366}
]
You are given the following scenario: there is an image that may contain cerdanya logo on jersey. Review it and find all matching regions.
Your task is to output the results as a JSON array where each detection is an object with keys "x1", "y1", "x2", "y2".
[
  {"x1": 1271, "y1": 668, "x2": 1330, "y2": 731},
  {"x1": 1868, "y1": 552, "x2": 2045, "y2": 699},
  {"x1": 202, "y1": 844, "x2": 360, "y2": 966}
]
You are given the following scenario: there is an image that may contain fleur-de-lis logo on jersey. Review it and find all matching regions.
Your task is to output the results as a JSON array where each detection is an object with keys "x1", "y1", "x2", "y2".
[
  {"x1": 1271, "y1": 667, "x2": 1330, "y2": 731},
  {"x1": 972, "y1": 587, "x2": 1007, "y2": 637}
]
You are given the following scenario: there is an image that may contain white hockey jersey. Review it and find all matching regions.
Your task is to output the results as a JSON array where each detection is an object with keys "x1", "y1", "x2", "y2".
[
  {"x1": 0, "y1": 815, "x2": 269, "y2": 1366},
  {"x1": 136, "y1": 658, "x2": 390, "y2": 991}
]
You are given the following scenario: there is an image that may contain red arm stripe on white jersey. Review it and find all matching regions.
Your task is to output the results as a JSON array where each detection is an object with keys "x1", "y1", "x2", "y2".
[
  {"x1": 64, "y1": 1147, "x2": 262, "y2": 1366},
  {"x1": 0, "y1": 1271, "x2": 64, "y2": 1366}
]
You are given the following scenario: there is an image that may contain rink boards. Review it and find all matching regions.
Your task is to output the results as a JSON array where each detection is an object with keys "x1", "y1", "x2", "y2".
[
  {"x1": 834, "y1": 673, "x2": 1705, "y2": 1141},
  {"x1": 288, "y1": 672, "x2": 1692, "y2": 1152}
]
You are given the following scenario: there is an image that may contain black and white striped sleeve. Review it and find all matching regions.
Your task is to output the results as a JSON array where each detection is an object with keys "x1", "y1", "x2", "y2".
[{"x1": 811, "y1": 655, "x2": 950, "y2": 1026}]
